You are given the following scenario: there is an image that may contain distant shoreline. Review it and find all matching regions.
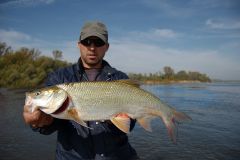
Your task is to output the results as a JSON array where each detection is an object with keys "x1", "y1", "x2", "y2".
[
  {"x1": 141, "y1": 80, "x2": 240, "y2": 85},
  {"x1": 211, "y1": 79, "x2": 240, "y2": 83},
  {"x1": 140, "y1": 80, "x2": 207, "y2": 85}
]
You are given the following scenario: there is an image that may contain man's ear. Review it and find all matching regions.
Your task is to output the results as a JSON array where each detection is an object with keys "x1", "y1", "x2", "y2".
[
  {"x1": 77, "y1": 42, "x2": 81, "y2": 48},
  {"x1": 105, "y1": 43, "x2": 109, "y2": 51}
]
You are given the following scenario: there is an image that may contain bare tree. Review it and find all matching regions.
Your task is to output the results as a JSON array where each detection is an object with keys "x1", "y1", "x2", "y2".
[
  {"x1": 163, "y1": 66, "x2": 174, "y2": 79},
  {"x1": 52, "y1": 50, "x2": 63, "y2": 60}
]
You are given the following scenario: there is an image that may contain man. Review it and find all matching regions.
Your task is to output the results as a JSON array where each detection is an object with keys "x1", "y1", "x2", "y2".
[{"x1": 23, "y1": 21, "x2": 138, "y2": 160}]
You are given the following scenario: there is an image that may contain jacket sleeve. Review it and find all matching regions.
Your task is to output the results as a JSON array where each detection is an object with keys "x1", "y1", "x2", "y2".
[{"x1": 31, "y1": 71, "x2": 63, "y2": 135}]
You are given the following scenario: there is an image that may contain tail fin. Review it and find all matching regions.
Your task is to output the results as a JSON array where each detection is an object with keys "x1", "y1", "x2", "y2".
[{"x1": 164, "y1": 110, "x2": 192, "y2": 143}]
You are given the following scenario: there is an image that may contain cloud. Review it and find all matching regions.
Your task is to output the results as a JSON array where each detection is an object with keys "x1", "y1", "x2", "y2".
[
  {"x1": 189, "y1": 0, "x2": 234, "y2": 9},
  {"x1": 141, "y1": 0, "x2": 195, "y2": 17},
  {"x1": 153, "y1": 29, "x2": 178, "y2": 38},
  {"x1": 1, "y1": 28, "x2": 239, "y2": 80},
  {"x1": 0, "y1": 28, "x2": 78, "y2": 61},
  {"x1": 141, "y1": 0, "x2": 238, "y2": 19},
  {"x1": 0, "y1": 28, "x2": 49, "y2": 54},
  {"x1": 0, "y1": 0, "x2": 55, "y2": 8},
  {"x1": 206, "y1": 19, "x2": 240, "y2": 29},
  {"x1": 0, "y1": 29, "x2": 32, "y2": 47},
  {"x1": 106, "y1": 39, "x2": 240, "y2": 80},
  {"x1": 127, "y1": 28, "x2": 179, "y2": 42}
]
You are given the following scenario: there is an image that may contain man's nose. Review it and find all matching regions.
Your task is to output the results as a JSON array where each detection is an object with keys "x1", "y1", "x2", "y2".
[{"x1": 89, "y1": 43, "x2": 96, "y2": 50}]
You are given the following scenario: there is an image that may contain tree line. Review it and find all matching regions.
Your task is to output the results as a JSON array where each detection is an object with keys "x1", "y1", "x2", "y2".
[
  {"x1": 0, "y1": 42, "x2": 69, "y2": 88},
  {"x1": 128, "y1": 66, "x2": 211, "y2": 83},
  {"x1": 0, "y1": 42, "x2": 211, "y2": 88}
]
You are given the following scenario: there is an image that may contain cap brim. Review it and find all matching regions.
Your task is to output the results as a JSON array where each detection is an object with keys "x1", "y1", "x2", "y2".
[{"x1": 80, "y1": 32, "x2": 107, "y2": 43}]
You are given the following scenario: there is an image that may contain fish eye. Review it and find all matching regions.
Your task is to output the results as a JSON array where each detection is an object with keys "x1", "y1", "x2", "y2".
[{"x1": 35, "y1": 91, "x2": 41, "y2": 96}]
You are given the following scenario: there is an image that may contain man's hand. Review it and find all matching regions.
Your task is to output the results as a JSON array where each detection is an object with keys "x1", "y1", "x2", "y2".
[{"x1": 23, "y1": 105, "x2": 54, "y2": 128}]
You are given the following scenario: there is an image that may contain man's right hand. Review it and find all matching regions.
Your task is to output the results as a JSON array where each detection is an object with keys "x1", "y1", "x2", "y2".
[{"x1": 23, "y1": 105, "x2": 54, "y2": 128}]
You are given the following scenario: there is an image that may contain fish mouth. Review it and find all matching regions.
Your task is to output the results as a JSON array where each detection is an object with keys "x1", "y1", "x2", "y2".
[{"x1": 52, "y1": 96, "x2": 69, "y2": 114}]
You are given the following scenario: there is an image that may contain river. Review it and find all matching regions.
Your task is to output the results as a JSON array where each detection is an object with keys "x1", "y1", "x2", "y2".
[{"x1": 0, "y1": 82, "x2": 240, "y2": 160}]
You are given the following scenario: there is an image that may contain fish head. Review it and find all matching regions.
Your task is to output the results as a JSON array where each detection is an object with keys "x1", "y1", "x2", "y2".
[{"x1": 25, "y1": 86, "x2": 68, "y2": 114}]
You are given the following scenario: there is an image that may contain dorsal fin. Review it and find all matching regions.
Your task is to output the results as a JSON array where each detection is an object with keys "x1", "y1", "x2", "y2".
[{"x1": 117, "y1": 79, "x2": 141, "y2": 88}]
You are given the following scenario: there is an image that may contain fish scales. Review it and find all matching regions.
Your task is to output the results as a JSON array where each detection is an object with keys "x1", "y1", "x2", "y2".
[
  {"x1": 57, "y1": 81, "x2": 159, "y2": 121},
  {"x1": 25, "y1": 80, "x2": 191, "y2": 143}
]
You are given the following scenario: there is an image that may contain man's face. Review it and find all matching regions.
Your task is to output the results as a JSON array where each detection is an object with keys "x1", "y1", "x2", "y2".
[{"x1": 78, "y1": 36, "x2": 109, "y2": 68}]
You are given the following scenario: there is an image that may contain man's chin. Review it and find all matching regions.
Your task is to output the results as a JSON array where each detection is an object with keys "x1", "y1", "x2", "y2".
[{"x1": 85, "y1": 60, "x2": 101, "y2": 68}]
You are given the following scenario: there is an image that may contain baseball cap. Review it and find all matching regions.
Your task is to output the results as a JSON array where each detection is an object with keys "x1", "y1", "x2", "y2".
[{"x1": 79, "y1": 21, "x2": 108, "y2": 43}]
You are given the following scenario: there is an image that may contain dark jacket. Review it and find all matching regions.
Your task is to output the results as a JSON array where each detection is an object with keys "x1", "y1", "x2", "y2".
[{"x1": 33, "y1": 59, "x2": 138, "y2": 160}]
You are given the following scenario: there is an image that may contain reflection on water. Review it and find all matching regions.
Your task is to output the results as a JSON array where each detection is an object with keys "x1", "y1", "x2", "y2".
[
  {"x1": 0, "y1": 83, "x2": 240, "y2": 160},
  {"x1": 0, "y1": 88, "x2": 56, "y2": 160}
]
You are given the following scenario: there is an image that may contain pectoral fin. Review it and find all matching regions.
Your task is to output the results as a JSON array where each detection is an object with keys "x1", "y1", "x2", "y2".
[
  {"x1": 67, "y1": 108, "x2": 89, "y2": 128},
  {"x1": 110, "y1": 114, "x2": 130, "y2": 133}
]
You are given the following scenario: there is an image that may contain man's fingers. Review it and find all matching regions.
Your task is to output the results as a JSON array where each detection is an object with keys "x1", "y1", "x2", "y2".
[
  {"x1": 31, "y1": 124, "x2": 37, "y2": 128},
  {"x1": 23, "y1": 105, "x2": 30, "y2": 112},
  {"x1": 23, "y1": 105, "x2": 54, "y2": 127},
  {"x1": 23, "y1": 107, "x2": 40, "y2": 124},
  {"x1": 35, "y1": 114, "x2": 54, "y2": 127}
]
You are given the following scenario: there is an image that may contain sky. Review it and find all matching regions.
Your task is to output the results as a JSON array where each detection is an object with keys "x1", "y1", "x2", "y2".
[{"x1": 0, "y1": 0, "x2": 240, "y2": 80}]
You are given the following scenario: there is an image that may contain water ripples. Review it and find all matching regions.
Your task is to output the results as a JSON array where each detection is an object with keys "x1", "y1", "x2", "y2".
[{"x1": 1, "y1": 83, "x2": 240, "y2": 160}]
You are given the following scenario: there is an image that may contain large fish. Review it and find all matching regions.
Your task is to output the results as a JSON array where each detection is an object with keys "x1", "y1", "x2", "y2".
[{"x1": 25, "y1": 80, "x2": 191, "y2": 143}]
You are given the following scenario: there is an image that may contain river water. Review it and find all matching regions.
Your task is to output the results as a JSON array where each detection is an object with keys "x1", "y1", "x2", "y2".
[{"x1": 0, "y1": 82, "x2": 240, "y2": 160}]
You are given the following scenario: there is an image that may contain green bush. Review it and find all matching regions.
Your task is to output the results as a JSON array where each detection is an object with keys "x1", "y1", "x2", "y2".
[{"x1": 0, "y1": 42, "x2": 70, "y2": 88}]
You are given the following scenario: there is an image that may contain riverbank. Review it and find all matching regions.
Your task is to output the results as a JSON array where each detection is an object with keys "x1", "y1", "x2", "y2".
[{"x1": 141, "y1": 80, "x2": 206, "y2": 85}]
